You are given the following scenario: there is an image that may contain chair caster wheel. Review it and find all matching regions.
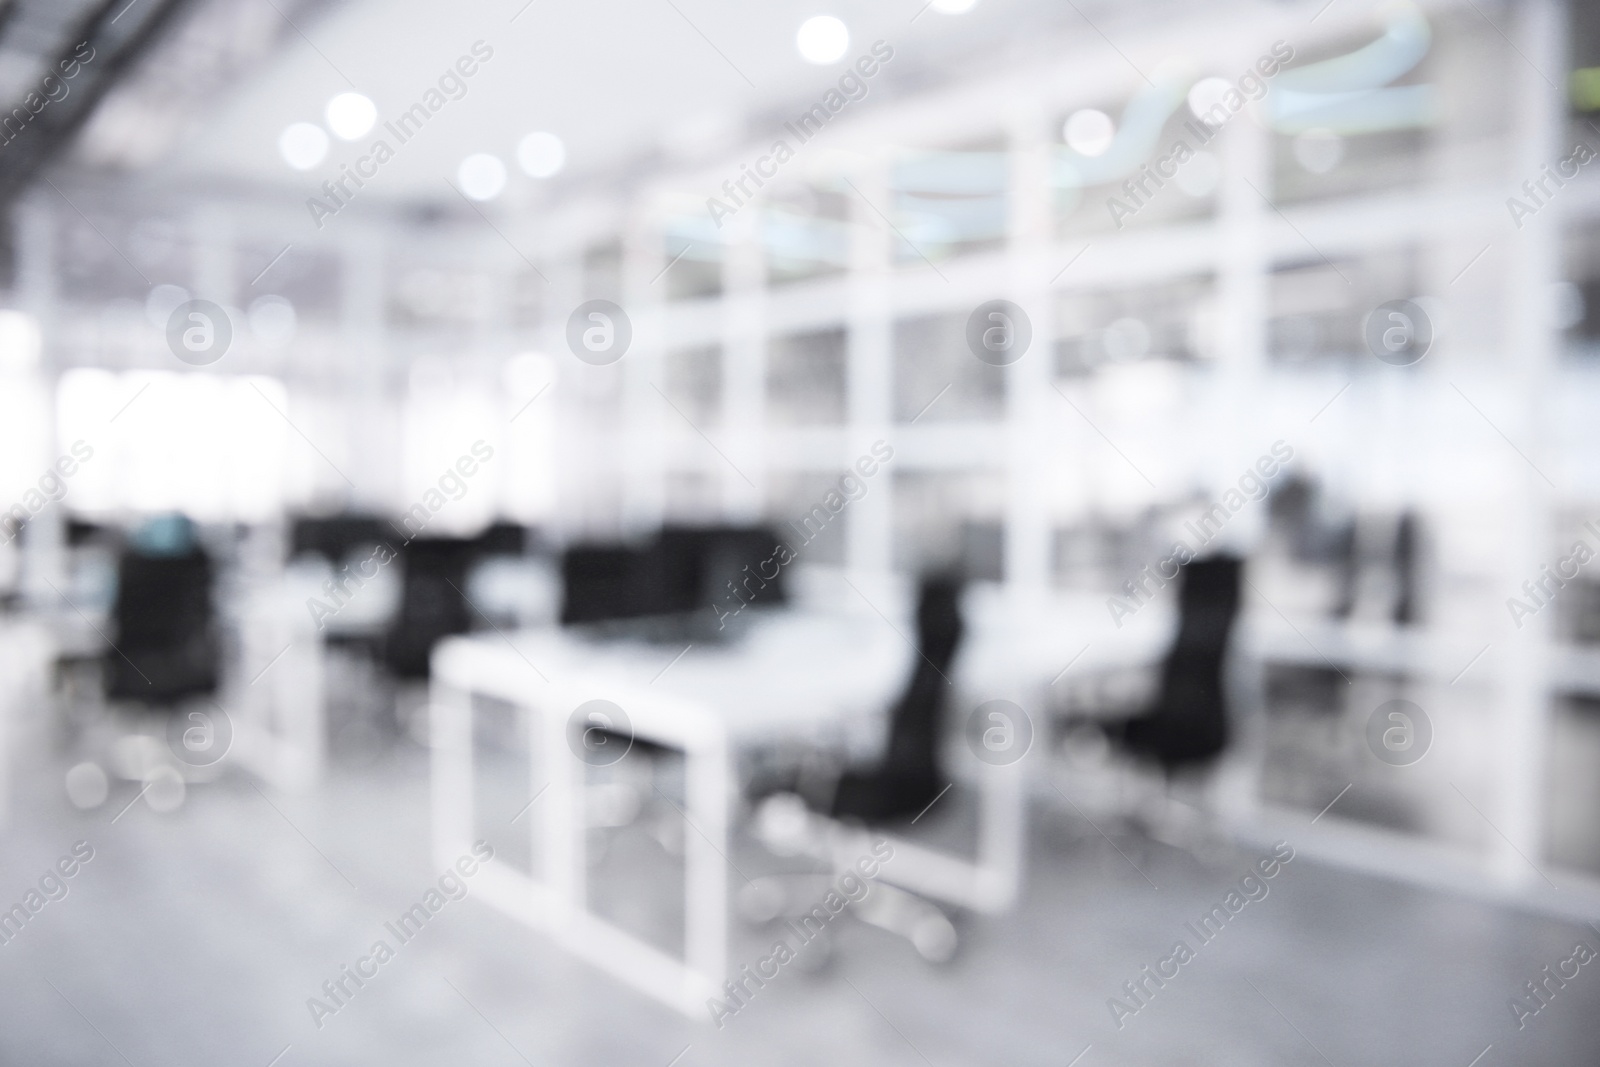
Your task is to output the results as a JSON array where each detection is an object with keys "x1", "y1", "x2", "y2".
[
  {"x1": 910, "y1": 912, "x2": 957, "y2": 963},
  {"x1": 737, "y1": 878, "x2": 786, "y2": 924}
]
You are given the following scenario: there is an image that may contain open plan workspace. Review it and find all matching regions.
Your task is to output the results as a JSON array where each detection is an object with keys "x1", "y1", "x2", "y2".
[{"x1": 1, "y1": 0, "x2": 1599, "y2": 1063}]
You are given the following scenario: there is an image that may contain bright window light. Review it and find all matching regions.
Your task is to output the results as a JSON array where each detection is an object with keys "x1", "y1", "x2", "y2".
[
  {"x1": 797, "y1": 16, "x2": 849, "y2": 65},
  {"x1": 278, "y1": 122, "x2": 329, "y2": 170},
  {"x1": 325, "y1": 92, "x2": 377, "y2": 140},
  {"x1": 56, "y1": 370, "x2": 289, "y2": 522},
  {"x1": 458, "y1": 153, "x2": 507, "y2": 201},
  {"x1": 517, "y1": 131, "x2": 566, "y2": 178}
]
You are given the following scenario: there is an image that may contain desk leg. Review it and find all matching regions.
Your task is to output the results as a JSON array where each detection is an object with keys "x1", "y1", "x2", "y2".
[
  {"x1": 977, "y1": 762, "x2": 1026, "y2": 911},
  {"x1": 431, "y1": 676, "x2": 473, "y2": 869},
  {"x1": 539, "y1": 698, "x2": 582, "y2": 916},
  {"x1": 684, "y1": 740, "x2": 729, "y2": 999}
]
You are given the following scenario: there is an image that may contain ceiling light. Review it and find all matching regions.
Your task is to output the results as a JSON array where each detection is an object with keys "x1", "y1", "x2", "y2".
[
  {"x1": 517, "y1": 131, "x2": 566, "y2": 178},
  {"x1": 796, "y1": 16, "x2": 849, "y2": 65},
  {"x1": 1063, "y1": 109, "x2": 1115, "y2": 156},
  {"x1": 458, "y1": 154, "x2": 507, "y2": 201},
  {"x1": 325, "y1": 92, "x2": 376, "y2": 140},
  {"x1": 278, "y1": 122, "x2": 328, "y2": 170}
]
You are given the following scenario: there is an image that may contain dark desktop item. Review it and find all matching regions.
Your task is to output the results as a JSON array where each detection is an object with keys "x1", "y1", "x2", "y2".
[
  {"x1": 291, "y1": 514, "x2": 393, "y2": 562},
  {"x1": 66, "y1": 519, "x2": 119, "y2": 548},
  {"x1": 559, "y1": 543, "x2": 669, "y2": 624},
  {"x1": 559, "y1": 525, "x2": 789, "y2": 635},
  {"x1": 472, "y1": 521, "x2": 528, "y2": 557},
  {"x1": 658, "y1": 524, "x2": 789, "y2": 612},
  {"x1": 1393, "y1": 512, "x2": 1420, "y2": 626}
]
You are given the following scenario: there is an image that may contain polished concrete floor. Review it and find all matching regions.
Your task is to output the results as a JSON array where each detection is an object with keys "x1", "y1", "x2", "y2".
[{"x1": 1, "y1": 729, "x2": 1597, "y2": 1067}]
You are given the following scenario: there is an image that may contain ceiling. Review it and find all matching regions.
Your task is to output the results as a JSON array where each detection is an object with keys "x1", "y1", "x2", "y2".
[{"x1": 64, "y1": 0, "x2": 1129, "y2": 208}]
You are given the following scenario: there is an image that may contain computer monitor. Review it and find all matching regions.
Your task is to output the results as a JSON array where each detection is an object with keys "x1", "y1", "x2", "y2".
[
  {"x1": 559, "y1": 524, "x2": 789, "y2": 627},
  {"x1": 290, "y1": 515, "x2": 391, "y2": 561}
]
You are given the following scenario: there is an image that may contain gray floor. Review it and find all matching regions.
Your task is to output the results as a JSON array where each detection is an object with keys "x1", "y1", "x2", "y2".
[{"x1": 1, "y1": 735, "x2": 1596, "y2": 1067}]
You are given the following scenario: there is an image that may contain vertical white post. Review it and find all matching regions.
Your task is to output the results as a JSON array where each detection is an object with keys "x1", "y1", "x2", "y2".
[
  {"x1": 430, "y1": 668, "x2": 474, "y2": 869},
  {"x1": 847, "y1": 152, "x2": 895, "y2": 575},
  {"x1": 1494, "y1": 0, "x2": 1562, "y2": 886},
  {"x1": 623, "y1": 203, "x2": 666, "y2": 533},
  {"x1": 721, "y1": 208, "x2": 765, "y2": 521},
  {"x1": 540, "y1": 689, "x2": 583, "y2": 917},
  {"x1": 684, "y1": 735, "x2": 729, "y2": 998},
  {"x1": 1005, "y1": 98, "x2": 1054, "y2": 596}
]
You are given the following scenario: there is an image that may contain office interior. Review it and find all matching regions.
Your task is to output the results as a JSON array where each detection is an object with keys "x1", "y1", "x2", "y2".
[{"x1": 1, "y1": 0, "x2": 1598, "y2": 1062}]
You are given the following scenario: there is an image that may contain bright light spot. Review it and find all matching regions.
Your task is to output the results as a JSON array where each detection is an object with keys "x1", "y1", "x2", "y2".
[
  {"x1": 278, "y1": 122, "x2": 329, "y2": 170},
  {"x1": 796, "y1": 16, "x2": 849, "y2": 64},
  {"x1": 505, "y1": 352, "x2": 557, "y2": 399},
  {"x1": 0, "y1": 309, "x2": 42, "y2": 372},
  {"x1": 931, "y1": 0, "x2": 978, "y2": 11},
  {"x1": 1293, "y1": 128, "x2": 1344, "y2": 174},
  {"x1": 1175, "y1": 151, "x2": 1221, "y2": 197},
  {"x1": 65, "y1": 762, "x2": 109, "y2": 810},
  {"x1": 458, "y1": 154, "x2": 507, "y2": 201},
  {"x1": 1102, "y1": 317, "x2": 1151, "y2": 362},
  {"x1": 517, "y1": 131, "x2": 566, "y2": 178},
  {"x1": 144, "y1": 284, "x2": 188, "y2": 330},
  {"x1": 1064, "y1": 109, "x2": 1115, "y2": 156},
  {"x1": 249, "y1": 295, "x2": 297, "y2": 348},
  {"x1": 325, "y1": 92, "x2": 377, "y2": 140},
  {"x1": 144, "y1": 766, "x2": 186, "y2": 813},
  {"x1": 1186, "y1": 77, "x2": 1233, "y2": 125}
]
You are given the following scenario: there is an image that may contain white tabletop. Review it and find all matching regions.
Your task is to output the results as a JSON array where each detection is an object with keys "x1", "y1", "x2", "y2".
[
  {"x1": 434, "y1": 608, "x2": 910, "y2": 748},
  {"x1": 432, "y1": 588, "x2": 1176, "y2": 751}
]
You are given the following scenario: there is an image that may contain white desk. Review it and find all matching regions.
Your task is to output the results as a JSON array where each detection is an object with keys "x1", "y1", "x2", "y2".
[
  {"x1": 429, "y1": 609, "x2": 906, "y2": 1017},
  {"x1": 428, "y1": 588, "x2": 1173, "y2": 1017}
]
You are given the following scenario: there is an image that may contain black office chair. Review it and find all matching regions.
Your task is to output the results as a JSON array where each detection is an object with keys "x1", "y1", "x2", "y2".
[
  {"x1": 107, "y1": 519, "x2": 218, "y2": 703},
  {"x1": 822, "y1": 573, "x2": 962, "y2": 822},
  {"x1": 383, "y1": 538, "x2": 475, "y2": 680},
  {"x1": 749, "y1": 573, "x2": 967, "y2": 962},
  {"x1": 1099, "y1": 555, "x2": 1241, "y2": 776},
  {"x1": 1059, "y1": 556, "x2": 1242, "y2": 849}
]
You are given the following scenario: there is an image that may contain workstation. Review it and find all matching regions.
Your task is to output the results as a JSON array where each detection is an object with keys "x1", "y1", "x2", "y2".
[{"x1": 0, "y1": 0, "x2": 1598, "y2": 1063}]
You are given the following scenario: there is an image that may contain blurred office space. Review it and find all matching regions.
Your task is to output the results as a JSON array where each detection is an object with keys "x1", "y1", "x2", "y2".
[{"x1": 1, "y1": 0, "x2": 1599, "y2": 1062}]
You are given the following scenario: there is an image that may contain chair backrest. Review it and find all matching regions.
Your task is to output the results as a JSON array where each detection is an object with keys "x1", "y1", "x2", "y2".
[
  {"x1": 110, "y1": 544, "x2": 217, "y2": 701},
  {"x1": 384, "y1": 538, "x2": 475, "y2": 678},
  {"x1": 880, "y1": 573, "x2": 965, "y2": 774},
  {"x1": 1143, "y1": 555, "x2": 1243, "y2": 768}
]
